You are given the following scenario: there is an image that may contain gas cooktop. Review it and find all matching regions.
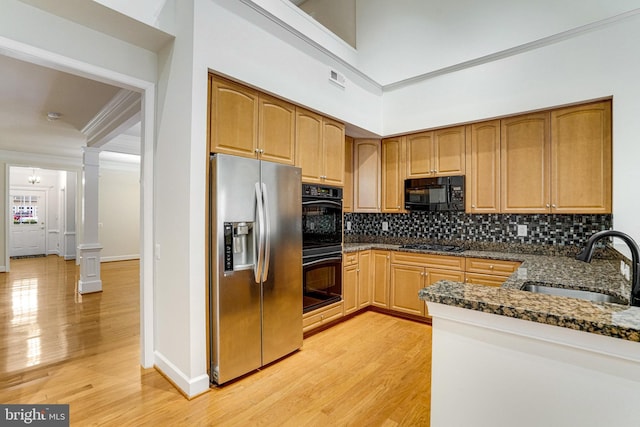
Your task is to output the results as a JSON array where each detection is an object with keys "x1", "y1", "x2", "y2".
[{"x1": 399, "y1": 243, "x2": 465, "y2": 253}]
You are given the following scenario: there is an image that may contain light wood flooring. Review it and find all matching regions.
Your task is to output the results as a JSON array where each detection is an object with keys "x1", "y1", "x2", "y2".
[{"x1": 0, "y1": 256, "x2": 432, "y2": 426}]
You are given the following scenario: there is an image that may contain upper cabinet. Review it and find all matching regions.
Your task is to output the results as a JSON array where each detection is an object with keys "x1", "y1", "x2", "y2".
[
  {"x1": 466, "y1": 120, "x2": 501, "y2": 213},
  {"x1": 498, "y1": 101, "x2": 611, "y2": 214},
  {"x1": 209, "y1": 75, "x2": 295, "y2": 165},
  {"x1": 296, "y1": 108, "x2": 345, "y2": 186},
  {"x1": 209, "y1": 75, "x2": 258, "y2": 158},
  {"x1": 353, "y1": 139, "x2": 381, "y2": 212},
  {"x1": 258, "y1": 94, "x2": 296, "y2": 165},
  {"x1": 381, "y1": 136, "x2": 406, "y2": 213},
  {"x1": 406, "y1": 126, "x2": 465, "y2": 178},
  {"x1": 550, "y1": 101, "x2": 611, "y2": 213},
  {"x1": 500, "y1": 112, "x2": 551, "y2": 213},
  {"x1": 343, "y1": 136, "x2": 354, "y2": 212}
]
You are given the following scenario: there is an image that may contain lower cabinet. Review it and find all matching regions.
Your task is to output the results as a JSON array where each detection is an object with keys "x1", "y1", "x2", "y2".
[
  {"x1": 302, "y1": 301, "x2": 344, "y2": 333},
  {"x1": 390, "y1": 252, "x2": 465, "y2": 318},
  {"x1": 371, "y1": 250, "x2": 391, "y2": 308},
  {"x1": 464, "y1": 257, "x2": 521, "y2": 287},
  {"x1": 343, "y1": 250, "x2": 372, "y2": 316}
]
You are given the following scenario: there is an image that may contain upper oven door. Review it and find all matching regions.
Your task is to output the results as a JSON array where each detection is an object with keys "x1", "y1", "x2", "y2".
[{"x1": 302, "y1": 198, "x2": 343, "y2": 249}]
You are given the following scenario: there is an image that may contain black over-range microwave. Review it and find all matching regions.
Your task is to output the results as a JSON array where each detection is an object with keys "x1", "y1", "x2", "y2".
[{"x1": 404, "y1": 176, "x2": 465, "y2": 211}]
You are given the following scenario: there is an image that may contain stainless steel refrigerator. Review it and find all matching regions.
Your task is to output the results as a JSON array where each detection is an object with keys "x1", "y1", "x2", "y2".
[{"x1": 209, "y1": 153, "x2": 302, "y2": 385}]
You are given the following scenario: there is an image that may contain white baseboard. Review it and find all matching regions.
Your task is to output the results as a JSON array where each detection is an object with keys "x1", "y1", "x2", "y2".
[
  {"x1": 154, "y1": 351, "x2": 210, "y2": 398},
  {"x1": 101, "y1": 254, "x2": 140, "y2": 263},
  {"x1": 0, "y1": 266, "x2": 5, "y2": 272},
  {"x1": 64, "y1": 255, "x2": 76, "y2": 261}
]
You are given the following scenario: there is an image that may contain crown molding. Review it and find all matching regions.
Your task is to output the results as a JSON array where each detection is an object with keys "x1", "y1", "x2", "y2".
[{"x1": 82, "y1": 89, "x2": 141, "y2": 148}]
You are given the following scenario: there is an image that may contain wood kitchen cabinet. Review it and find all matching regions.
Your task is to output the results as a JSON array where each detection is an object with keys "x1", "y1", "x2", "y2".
[
  {"x1": 464, "y1": 257, "x2": 521, "y2": 287},
  {"x1": 303, "y1": 301, "x2": 344, "y2": 333},
  {"x1": 500, "y1": 112, "x2": 551, "y2": 213},
  {"x1": 550, "y1": 101, "x2": 611, "y2": 213},
  {"x1": 343, "y1": 250, "x2": 372, "y2": 316},
  {"x1": 371, "y1": 250, "x2": 391, "y2": 309},
  {"x1": 390, "y1": 252, "x2": 464, "y2": 317},
  {"x1": 406, "y1": 126, "x2": 466, "y2": 178},
  {"x1": 466, "y1": 120, "x2": 501, "y2": 213},
  {"x1": 500, "y1": 101, "x2": 611, "y2": 214},
  {"x1": 381, "y1": 136, "x2": 406, "y2": 213},
  {"x1": 209, "y1": 75, "x2": 295, "y2": 164},
  {"x1": 353, "y1": 139, "x2": 381, "y2": 212},
  {"x1": 343, "y1": 136, "x2": 354, "y2": 212},
  {"x1": 296, "y1": 107, "x2": 345, "y2": 186}
]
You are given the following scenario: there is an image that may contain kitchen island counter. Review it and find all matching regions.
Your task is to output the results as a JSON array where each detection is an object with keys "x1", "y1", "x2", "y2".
[{"x1": 344, "y1": 242, "x2": 639, "y2": 341}]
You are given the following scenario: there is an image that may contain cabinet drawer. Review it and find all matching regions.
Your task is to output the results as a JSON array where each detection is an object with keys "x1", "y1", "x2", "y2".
[
  {"x1": 303, "y1": 301, "x2": 343, "y2": 332},
  {"x1": 344, "y1": 252, "x2": 359, "y2": 266},
  {"x1": 465, "y1": 258, "x2": 521, "y2": 277},
  {"x1": 391, "y1": 251, "x2": 464, "y2": 271},
  {"x1": 464, "y1": 272, "x2": 508, "y2": 287}
]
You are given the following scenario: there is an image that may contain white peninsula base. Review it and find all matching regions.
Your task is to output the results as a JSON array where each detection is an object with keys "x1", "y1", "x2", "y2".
[{"x1": 427, "y1": 302, "x2": 640, "y2": 427}]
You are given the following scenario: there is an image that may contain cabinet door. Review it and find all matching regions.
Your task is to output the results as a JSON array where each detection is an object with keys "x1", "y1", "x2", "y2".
[
  {"x1": 343, "y1": 263, "x2": 358, "y2": 315},
  {"x1": 424, "y1": 268, "x2": 465, "y2": 317},
  {"x1": 209, "y1": 76, "x2": 258, "y2": 157},
  {"x1": 371, "y1": 250, "x2": 390, "y2": 308},
  {"x1": 322, "y1": 119, "x2": 345, "y2": 186},
  {"x1": 381, "y1": 137, "x2": 406, "y2": 212},
  {"x1": 467, "y1": 120, "x2": 501, "y2": 213},
  {"x1": 501, "y1": 113, "x2": 550, "y2": 213},
  {"x1": 259, "y1": 94, "x2": 295, "y2": 165},
  {"x1": 296, "y1": 108, "x2": 323, "y2": 183},
  {"x1": 433, "y1": 126, "x2": 465, "y2": 175},
  {"x1": 343, "y1": 136, "x2": 354, "y2": 212},
  {"x1": 390, "y1": 264, "x2": 425, "y2": 316},
  {"x1": 551, "y1": 101, "x2": 611, "y2": 213},
  {"x1": 354, "y1": 139, "x2": 381, "y2": 212},
  {"x1": 357, "y1": 250, "x2": 372, "y2": 309},
  {"x1": 406, "y1": 131, "x2": 434, "y2": 178}
]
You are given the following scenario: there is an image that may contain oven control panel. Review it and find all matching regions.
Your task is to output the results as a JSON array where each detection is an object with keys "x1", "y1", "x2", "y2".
[{"x1": 302, "y1": 184, "x2": 343, "y2": 199}]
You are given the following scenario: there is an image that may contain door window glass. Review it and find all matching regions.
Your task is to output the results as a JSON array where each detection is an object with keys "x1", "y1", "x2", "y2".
[{"x1": 12, "y1": 195, "x2": 39, "y2": 224}]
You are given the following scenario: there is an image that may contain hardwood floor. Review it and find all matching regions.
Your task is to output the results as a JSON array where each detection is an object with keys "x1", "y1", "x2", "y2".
[{"x1": 0, "y1": 256, "x2": 432, "y2": 426}]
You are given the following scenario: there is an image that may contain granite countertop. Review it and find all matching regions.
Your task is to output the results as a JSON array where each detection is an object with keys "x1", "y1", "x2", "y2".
[{"x1": 344, "y1": 242, "x2": 640, "y2": 342}]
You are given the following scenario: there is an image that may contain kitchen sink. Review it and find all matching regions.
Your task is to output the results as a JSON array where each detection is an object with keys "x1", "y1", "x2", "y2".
[{"x1": 520, "y1": 282, "x2": 626, "y2": 305}]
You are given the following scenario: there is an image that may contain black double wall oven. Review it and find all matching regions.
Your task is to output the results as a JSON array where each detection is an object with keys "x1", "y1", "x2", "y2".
[{"x1": 302, "y1": 184, "x2": 343, "y2": 313}]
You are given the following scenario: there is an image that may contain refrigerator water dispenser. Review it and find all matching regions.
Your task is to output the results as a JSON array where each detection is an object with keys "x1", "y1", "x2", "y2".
[{"x1": 223, "y1": 221, "x2": 255, "y2": 272}]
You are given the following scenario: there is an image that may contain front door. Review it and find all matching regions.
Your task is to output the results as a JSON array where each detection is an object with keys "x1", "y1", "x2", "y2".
[{"x1": 10, "y1": 190, "x2": 46, "y2": 257}]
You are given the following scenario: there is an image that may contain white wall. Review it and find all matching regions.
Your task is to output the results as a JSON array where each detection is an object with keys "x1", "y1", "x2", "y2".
[
  {"x1": 200, "y1": 0, "x2": 383, "y2": 135},
  {"x1": 356, "y1": 0, "x2": 640, "y2": 86},
  {"x1": 382, "y1": 13, "x2": 640, "y2": 251},
  {"x1": 99, "y1": 165, "x2": 140, "y2": 261}
]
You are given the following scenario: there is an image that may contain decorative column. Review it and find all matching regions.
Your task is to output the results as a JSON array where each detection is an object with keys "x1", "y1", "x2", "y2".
[{"x1": 78, "y1": 146, "x2": 102, "y2": 293}]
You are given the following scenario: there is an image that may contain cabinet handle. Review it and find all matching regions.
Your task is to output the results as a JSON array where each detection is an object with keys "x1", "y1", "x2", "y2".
[
  {"x1": 471, "y1": 204, "x2": 476, "y2": 208},
  {"x1": 552, "y1": 204, "x2": 557, "y2": 208},
  {"x1": 489, "y1": 265, "x2": 494, "y2": 270},
  {"x1": 546, "y1": 204, "x2": 550, "y2": 208}
]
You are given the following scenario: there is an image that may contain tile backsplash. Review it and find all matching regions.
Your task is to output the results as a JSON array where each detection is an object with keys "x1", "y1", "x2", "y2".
[{"x1": 344, "y1": 212, "x2": 612, "y2": 249}]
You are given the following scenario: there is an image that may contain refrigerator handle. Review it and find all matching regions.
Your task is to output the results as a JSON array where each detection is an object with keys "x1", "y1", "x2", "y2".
[
  {"x1": 254, "y1": 182, "x2": 265, "y2": 284},
  {"x1": 261, "y1": 182, "x2": 271, "y2": 282}
]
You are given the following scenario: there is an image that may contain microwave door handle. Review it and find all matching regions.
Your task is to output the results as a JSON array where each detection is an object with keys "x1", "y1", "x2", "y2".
[
  {"x1": 261, "y1": 182, "x2": 270, "y2": 282},
  {"x1": 254, "y1": 182, "x2": 265, "y2": 284}
]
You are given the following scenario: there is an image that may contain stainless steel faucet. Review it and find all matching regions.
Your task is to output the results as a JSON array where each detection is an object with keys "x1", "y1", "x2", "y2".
[{"x1": 575, "y1": 230, "x2": 640, "y2": 307}]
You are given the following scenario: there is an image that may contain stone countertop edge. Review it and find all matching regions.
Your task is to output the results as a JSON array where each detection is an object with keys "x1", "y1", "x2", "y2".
[{"x1": 343, "y1": 242, "x2": 640, "y2": 342}]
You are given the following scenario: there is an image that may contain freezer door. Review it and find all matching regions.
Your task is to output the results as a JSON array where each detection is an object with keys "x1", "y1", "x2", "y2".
[
  {"x1": 260, "y1": 160, "x2": 303, "y2": 365},
  {"x1": 211, "y1": 154, "x2": 262, "y2": 384}
]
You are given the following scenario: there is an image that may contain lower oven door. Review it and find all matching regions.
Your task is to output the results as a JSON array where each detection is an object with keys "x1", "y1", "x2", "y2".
[{"x1": 302, "y1": 251, "x2": 342, "y2": 313}]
